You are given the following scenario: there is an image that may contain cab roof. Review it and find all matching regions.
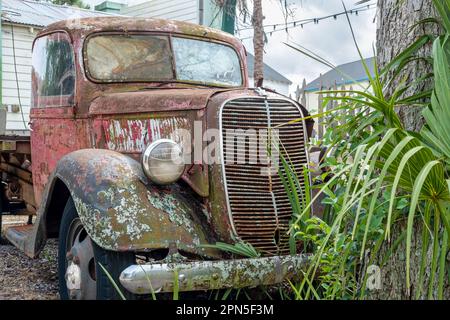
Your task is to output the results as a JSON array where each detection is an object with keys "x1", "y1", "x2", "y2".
[{"x1": 39, "y1": 16, "x2": 242, "y2": 48}]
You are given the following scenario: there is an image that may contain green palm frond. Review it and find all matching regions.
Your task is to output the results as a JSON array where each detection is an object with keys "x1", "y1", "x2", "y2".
[{"x1": 421, "y1": 35, "x2": 450, "y2": 165}]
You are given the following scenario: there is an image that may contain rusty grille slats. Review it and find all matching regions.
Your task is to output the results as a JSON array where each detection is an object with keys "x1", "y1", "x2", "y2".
[{"x1": 221, "y1": 97, "x2": 308, "y2": 256}]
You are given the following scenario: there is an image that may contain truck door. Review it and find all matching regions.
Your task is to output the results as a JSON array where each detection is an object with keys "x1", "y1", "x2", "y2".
[{"x1": 30, "y1": 32, "x2": 82, "y2": 206}]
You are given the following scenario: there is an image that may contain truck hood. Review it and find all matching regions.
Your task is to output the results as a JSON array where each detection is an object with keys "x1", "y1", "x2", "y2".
[{"x1": 89, "y1": 88, "x2": 230, "y2": 115}]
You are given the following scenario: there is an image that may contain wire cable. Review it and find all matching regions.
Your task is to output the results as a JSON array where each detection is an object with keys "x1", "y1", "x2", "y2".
[{"x1": 236, "y1": 3, "x2": 376, "y2": 40}]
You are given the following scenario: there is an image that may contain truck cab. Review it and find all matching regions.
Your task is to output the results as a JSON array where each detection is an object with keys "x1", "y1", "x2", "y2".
[{"x1": 0, "y1": 17, "x2": 313, "y2": 299}]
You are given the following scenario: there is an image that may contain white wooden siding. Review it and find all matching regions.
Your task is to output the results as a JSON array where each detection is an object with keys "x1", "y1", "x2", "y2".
[
  {"x1": 121, "y1": 0, "x2": 199, "y2": 23},
  {"x1": 2, "y1": 23, "x2": 39, "y2": 132}
]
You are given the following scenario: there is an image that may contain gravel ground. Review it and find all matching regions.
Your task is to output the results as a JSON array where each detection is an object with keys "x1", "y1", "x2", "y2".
[{"x1": 0, "y1": 217, "x2": 59, "y2": 300}]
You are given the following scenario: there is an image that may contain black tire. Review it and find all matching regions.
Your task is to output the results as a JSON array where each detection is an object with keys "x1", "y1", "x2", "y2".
[
  {"x1": 0, "y1": 202, "x2": 3, "y2": 244},
  {"x1": 58, "y1": 197, "x2": 136, "y2": 300},
  {"x1": 92, "y1": 241, "x2": 136, "y2": 300},
  {"x1": 0, "y1": 195, "x2": 3, "y2": 243},
  {"x1": 0, "y1": 184, "x2": 7, "y2": 245}
]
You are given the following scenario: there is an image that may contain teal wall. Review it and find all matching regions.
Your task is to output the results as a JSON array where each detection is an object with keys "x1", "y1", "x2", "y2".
[
  {"x1": 95, "y1": 1, "x2": 125, "y2": 13},
  {"x1": 203, "y1": 0, "x2": 236, "y2": 35}
]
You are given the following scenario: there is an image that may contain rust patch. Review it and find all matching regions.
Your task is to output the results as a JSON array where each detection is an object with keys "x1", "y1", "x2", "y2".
[{"x1": 101, "y1": 117, "x2": 190, "y2": 153}]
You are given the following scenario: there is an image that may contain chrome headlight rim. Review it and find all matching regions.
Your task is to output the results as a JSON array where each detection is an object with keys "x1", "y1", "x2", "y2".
[{"x1": 142, "y1": 138, "x2": 185, "y2": 185}]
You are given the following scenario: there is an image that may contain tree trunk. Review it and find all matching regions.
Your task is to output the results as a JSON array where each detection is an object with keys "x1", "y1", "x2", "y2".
[
  {"x1": 364, "y1": 221, "x2": 450, "y2": 299},
  {"x1": 368, "y1": 0, "x2": 449, "y2": 299},
  {"x1": 252, "y1": 0, "x2": 264, "y2": 87},
  {"x1": 376, "y1": 0, "x2": 441, "y2": 131}
]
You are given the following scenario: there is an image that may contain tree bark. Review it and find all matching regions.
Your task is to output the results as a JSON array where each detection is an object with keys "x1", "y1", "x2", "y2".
[
  {"x1": 364, "y1": 221, "x2": 449, "y2": 299},
  {"x1": 368, "y1": 0, "x2": 449, "y2": 299},
  {"x1": 376, "y1": 0, "x2": 441, "y2": 131},
  {"x1": 252, "y1": 0, "x2": 264, "y2": 87}
]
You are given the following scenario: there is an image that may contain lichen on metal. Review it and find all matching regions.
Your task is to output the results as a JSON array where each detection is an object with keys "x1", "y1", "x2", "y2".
[
  {"x1": 147, "y1": 190, "x2": 199, "y2": 246},
  {"x1": 42, "y1": 149, "x2": 218, "y2": 258},
  {"x1": 74, "y1": 184, "x2": 154, "y2": 247},
  {"x1": 119, "y1": 254, "x2": 310, "y2": 293}
]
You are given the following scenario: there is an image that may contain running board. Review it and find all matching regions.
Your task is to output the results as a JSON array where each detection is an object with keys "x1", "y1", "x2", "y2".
[
  {"x1": 4, "y1": 224, "x2": 34, "y2": 253},
  {"x1": 3, "y1": 209, "x2": 37, "y2": 216}
]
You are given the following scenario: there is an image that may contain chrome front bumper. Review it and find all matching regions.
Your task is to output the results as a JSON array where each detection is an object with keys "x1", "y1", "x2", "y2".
[{"x1": 119, "y1": 254, "x2": 309, "y2": 294}]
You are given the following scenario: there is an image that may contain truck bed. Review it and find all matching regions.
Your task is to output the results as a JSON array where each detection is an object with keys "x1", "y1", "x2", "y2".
[
  {"x1": 0, "y1": 133, "x2": 31, "y2": 155},
  {"x1": 0, "y1": 132, "x2": 33, "y2": 214}
]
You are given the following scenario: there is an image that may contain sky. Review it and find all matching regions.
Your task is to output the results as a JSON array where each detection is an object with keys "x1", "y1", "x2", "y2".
[
  {"x1": 236, "y1": 0, "x2": 377, "y2": 94},
  {"x1": 82, "y1": 0, "x2": 377, "y2": 95}
]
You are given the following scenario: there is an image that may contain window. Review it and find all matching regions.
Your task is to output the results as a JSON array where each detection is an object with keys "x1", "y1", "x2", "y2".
[
  {"x1": 32, "y1": 32, "x2": 75, "y2": 108},
  {"x1": 86, "y1": 35, "x2": 174, "y2": 82},
  {"x1": 172, "y1": 37, "x2": 242, "y2": 86},
  {"x1": 84, "y1": 34, "x2": 243, "y2": 87}
]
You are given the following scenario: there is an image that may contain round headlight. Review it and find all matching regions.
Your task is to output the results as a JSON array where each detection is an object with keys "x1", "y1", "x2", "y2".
[{"x1": 142, "y1": 139, "x2": 185, "y2": 185}]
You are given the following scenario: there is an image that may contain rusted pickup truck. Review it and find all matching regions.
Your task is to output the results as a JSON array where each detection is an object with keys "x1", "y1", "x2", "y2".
[{"x1": 0, "y1": 17, "x2": 313, "y2": 299}]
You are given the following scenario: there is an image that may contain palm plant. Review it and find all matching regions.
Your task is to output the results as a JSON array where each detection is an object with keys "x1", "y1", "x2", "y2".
[{"x1": 282, "y1": 0, "x2": 450, "y2": 299}]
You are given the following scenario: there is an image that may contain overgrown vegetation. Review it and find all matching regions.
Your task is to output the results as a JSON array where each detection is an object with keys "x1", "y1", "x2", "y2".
[{"x1": 283, "y1": 0, "x2": 450, "y2": 300}]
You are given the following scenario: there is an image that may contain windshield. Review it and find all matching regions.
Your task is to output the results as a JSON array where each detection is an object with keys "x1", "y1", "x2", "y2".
[
  {"x1": 86, "y1": 35, "x2": 174, "y2": 81},
  {"x1": 85, "y1": 34, "x2": 243, "y2": 87}
]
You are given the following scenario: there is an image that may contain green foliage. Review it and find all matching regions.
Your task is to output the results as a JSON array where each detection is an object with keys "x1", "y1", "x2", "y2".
[
  {"x1": 98, "y1": 262, "x2": 127, "y2": 300},
  {"x1": 201, "y1": 241, "x2": 261, "y2": 258},
  {"x1": 421, "y1": 35, "x2": 450, "y2": 166},
  {"x1": 291, "y1": 217, "x2": 357, "y2": 299},
  {"x1": 51, "y1": 0, "x2": 90, "y2": 9},
  {"x1": 282, "y1": 0, "x2": 450, "y2": 299}
]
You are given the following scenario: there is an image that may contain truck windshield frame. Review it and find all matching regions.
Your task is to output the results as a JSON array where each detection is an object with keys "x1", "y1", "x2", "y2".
[{"x1": 83, "y1": 32, "x2": 244, "y2": 88}]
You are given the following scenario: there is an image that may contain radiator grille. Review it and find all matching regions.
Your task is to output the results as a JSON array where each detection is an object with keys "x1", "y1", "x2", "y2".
[{"x1": 220, "y1": 97, "x2": 308, "y2": 256}]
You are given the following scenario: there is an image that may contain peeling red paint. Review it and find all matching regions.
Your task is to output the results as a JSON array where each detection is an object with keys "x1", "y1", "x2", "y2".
[
  {"x1": 99, "y1": 117, "x2": 190, "y2": 153},
  {"x1": 30, "y1": 107, "x2": 90, "y2": 205}
]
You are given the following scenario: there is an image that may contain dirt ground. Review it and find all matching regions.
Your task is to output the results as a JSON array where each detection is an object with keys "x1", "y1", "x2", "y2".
[{"x1": 0, "y1": 216, "x2": 59, "y2": 300}]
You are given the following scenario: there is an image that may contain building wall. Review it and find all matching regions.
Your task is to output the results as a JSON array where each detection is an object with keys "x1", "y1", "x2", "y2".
[
  {"x1": 1, "y1": 23, "x2": 39, "y2": 133},
  {"x1": 303, "y1": 80, "x2": 371, "y2": 138},
  {"x1": 249, "y1": 77, "x2": 290, "y2": 96},
  {"x1": 120, "y1": 0, "x2": 199, "y2": 23},
  {"x1": 304, "y1": 80, "x2": 370, "y2": 113}
]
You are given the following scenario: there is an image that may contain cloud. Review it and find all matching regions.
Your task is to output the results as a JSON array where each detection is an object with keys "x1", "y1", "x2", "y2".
[{"x1": 237, "y1": 0, "x2": 377, "y2": 94}]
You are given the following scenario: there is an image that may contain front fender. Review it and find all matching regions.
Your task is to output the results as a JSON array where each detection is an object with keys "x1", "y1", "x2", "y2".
[{"x1": 42, "y1": 149, "x2": 218, "y2": 258}]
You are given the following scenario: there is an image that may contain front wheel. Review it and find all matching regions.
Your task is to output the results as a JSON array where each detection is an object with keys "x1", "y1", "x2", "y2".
[{"x1": 58, "y1": 197, "x2": 135, "y2": 300}]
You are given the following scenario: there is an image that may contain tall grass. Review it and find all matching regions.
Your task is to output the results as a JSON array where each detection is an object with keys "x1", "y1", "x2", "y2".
[{"x1": 282, "y1": 0, "x2": 450, "y2": 299}]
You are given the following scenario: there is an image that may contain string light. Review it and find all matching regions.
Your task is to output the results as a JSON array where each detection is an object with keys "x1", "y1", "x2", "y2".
[{"x1": 236, "y1": 3, "x2": 376, "y2": 40}]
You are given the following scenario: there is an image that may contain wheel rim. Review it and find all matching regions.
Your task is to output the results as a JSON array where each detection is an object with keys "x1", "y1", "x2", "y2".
[{"x1": 65, "y1": 218, "x2": 96, "y2": 300}]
